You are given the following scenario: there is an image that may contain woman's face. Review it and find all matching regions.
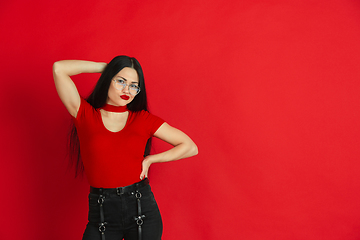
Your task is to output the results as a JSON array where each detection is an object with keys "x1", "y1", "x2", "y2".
[{"x1": 107, "y1": 67, "x2": 140, "y2": 106}]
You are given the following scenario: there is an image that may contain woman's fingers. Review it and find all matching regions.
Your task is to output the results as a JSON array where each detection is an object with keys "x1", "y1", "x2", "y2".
[{"x1": 140, "y1": 159, "x2": 150, "y2": 180}]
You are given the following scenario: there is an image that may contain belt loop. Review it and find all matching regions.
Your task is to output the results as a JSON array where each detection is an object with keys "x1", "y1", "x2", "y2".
[{"x1": 117, "y1": 187, "x2": 124, "y2": 195}]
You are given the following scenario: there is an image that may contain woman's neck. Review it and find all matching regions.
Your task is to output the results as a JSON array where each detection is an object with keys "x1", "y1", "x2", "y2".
[{"x1": 101, "y1": 103, "x2": 127, "y2": 113}]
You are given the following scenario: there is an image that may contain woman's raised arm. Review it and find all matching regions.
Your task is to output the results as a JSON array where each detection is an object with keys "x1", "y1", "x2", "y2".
[{"x1": 53, "y1": 60, "x2": 107, "y2": 117}]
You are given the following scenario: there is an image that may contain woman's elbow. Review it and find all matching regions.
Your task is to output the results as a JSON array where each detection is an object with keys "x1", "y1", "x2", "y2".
[
  {"x1": 190, "y1": 142, "x2": 198, "y2": 157},
  {"x1": 53, "y1": 61, "x2": 62, "y2": 75}
]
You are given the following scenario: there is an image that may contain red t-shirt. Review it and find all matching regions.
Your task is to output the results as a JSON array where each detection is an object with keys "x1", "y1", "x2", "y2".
[{"x1": 72, "y1": 97, "x2": 165, "y2": 188}]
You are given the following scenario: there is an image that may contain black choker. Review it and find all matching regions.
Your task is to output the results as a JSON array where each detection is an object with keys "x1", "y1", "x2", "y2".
[{"x1": 101, "y1": 104, "x2": 128, "y2": 112}]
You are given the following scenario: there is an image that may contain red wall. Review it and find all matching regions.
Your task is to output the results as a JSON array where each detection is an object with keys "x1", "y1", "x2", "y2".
[{"x1": 1, "y1": 0, "x2": 360, "y2": 239}]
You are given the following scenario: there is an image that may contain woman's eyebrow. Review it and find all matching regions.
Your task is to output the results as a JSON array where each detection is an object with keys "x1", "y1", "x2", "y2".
[{"x1": 116, "y1": 76, "x2": 139, "y2": 84}]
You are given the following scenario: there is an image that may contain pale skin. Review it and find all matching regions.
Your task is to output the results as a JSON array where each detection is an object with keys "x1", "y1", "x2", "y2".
[{"x1": 53, "y1": 60, "x2": 198, "y2": 181}]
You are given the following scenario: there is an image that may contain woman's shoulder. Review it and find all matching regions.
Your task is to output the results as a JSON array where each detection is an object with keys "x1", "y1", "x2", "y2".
[
  {"x1": 132, "y1": 109, "x2": 165, "y2": 124},
  {"x1": 129, "y1": 109, "x2": 165, "y2": 133},
  {"x1": 130, "y1": 109, "x2": 158, "y2": 118},
  {"x1": 130, "y1": 109, "x2": 150, "y2": 119}
]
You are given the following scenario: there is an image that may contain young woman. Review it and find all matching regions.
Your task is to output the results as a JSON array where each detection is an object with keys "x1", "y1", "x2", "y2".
[{"x1": 53, "y1": 56, "x2": 198, "y2": 240}]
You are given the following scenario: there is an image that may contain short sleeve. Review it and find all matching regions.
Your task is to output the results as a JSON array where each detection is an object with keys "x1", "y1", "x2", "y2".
[
  {"x1": 141, "y1": 110, "x2": 165, "y2": 136},
  {"x1": 150, "y1": 115, "x2": 165, "y2": 135},
  {"x1": 71, "y1": 97, "x2": 94, "y2": 126}
]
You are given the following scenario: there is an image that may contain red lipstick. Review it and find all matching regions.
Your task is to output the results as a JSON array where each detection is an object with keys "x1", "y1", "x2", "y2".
[{"x1": 120, "y1": 95, "x2": 130, "y2": 100}]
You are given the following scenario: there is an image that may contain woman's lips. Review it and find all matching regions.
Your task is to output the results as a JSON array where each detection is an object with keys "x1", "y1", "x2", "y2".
[{"x1": 120, "y1": 95, "x2": 130, "y2": 100}]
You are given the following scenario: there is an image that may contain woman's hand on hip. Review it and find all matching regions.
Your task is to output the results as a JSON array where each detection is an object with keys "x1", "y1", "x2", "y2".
[{"x1": 140, "y1": 156, "x2": 153, "y2": 180}]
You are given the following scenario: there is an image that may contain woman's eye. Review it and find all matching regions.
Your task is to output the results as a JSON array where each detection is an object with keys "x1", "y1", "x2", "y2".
[
  {"x1": 130, "y1": 84, "x2": 139, "y2": 89},
  {"x1": 117, "y1": 79, "x2": 125, "y2": 84}
]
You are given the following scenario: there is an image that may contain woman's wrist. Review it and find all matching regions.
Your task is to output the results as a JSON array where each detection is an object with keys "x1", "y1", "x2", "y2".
[
  {"x1": 97, "y1": 62, "x2": 107, "y2": 73},
  {"x1": 144, "y1": 155, "x2": 158, "y2": 165}
]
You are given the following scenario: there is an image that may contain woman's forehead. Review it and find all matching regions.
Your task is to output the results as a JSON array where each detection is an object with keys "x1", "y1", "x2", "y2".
[{"x1": 115, "y1": 67, "x2": 139, "y2": 82}]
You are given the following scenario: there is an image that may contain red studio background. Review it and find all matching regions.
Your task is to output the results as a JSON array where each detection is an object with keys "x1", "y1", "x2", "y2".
[{"x1": 1, "y1": 0, "x2": 360, "y2": 239}]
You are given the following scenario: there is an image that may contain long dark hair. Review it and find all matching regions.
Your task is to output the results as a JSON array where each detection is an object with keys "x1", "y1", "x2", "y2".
[{"x1": 68, "y1": 56, "x2": 151, "y2": 177}]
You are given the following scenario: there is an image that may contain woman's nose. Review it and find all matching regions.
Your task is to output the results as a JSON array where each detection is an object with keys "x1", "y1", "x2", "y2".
[{"x1": 122, "y1": 84, "x2": 130, "y2": 93}]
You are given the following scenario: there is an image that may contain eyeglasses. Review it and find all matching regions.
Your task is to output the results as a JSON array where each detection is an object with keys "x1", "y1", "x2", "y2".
[{"x1": 113, "y1": 79, "x2": 141, "y2": 96}]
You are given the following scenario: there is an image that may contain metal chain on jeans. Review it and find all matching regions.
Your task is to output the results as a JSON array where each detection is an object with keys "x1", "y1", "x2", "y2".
[
  {"x1": 97, "y1": 189, "x2": 107, "y2": 240},
  {"x1": 133, "y1": 190, "x2": 146, "y2": 240}
]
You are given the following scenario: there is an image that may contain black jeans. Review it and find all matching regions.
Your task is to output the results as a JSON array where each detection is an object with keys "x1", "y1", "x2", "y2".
[{"x1": 82, "y1": 180, "x2": 163, "y2": 240}]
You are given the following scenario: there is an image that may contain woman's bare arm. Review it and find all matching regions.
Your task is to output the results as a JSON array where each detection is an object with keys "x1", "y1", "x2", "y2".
[
  {"x1": 53, "y1": 60, "x2": 107, "y2": 117},
  {"x1": 140, "y1": 123, "x2": 198, "y2": 179}
]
